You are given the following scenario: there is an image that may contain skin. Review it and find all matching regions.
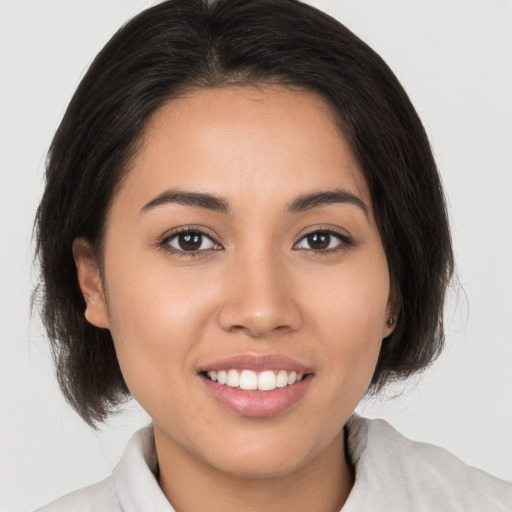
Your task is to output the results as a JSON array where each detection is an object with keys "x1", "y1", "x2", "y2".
[{"x1": 74, "y1": 86, "x2": 396, "y2": 512}]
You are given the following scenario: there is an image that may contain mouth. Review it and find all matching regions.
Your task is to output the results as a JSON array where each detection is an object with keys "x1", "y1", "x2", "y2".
[
  {"x1": 199, "y1": 354, "x2": 314, "y2": 417},
  {"x1": 202, "y1": 369, "x2": 306, "y2": 391}
]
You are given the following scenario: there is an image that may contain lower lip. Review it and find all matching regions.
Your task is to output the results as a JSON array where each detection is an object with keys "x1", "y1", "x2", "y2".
[{"x1": 200, "y1": 374, "x2": 312, "y2": 417}]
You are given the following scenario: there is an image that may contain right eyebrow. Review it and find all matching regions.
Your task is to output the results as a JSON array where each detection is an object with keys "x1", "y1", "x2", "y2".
[
  {"x1": 287, "y1": 189, "x2": 369, "y2": 219},
  {"x1": 140, "y1": 189, "x2": 231, "y2": 215}
]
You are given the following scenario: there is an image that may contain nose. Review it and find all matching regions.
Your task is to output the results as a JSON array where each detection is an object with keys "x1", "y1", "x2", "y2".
[{"x1": 217, "y1": 249, "x2": 302, "y2": 338}]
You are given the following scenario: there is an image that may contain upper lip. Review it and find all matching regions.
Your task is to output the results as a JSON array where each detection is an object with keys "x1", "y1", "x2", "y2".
[{"x1": 199, "y1": 353, "x2": 313, "y2": 374}]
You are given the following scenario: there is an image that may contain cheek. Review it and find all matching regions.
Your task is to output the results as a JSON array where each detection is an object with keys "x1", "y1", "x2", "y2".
[
  {"x1": 303, "y1": 251, "x2": 390, "y2": 338},
  {"x1": 107, "y1": 250, "x2": 219, "y2": 331},
  {"x1": 103, "y1": 251, "x2": 244, "y2": 394},
  {"x1": 103, "y1": 257, "x2": 220, "y2": 395},
  {"x1": 308, "y1": 302, "x2": 384, "y2": 431},
  {"x1": 315, "y1": 297, "x2": 384, "y2": 386},
  {"x1": 302, "y1": 256, "x2": 389, "y2": 388}
]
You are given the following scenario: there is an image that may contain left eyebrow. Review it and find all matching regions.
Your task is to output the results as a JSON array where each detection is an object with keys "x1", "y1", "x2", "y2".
[
  {"x1": 287, "y1": 189, "x2": 369, "y2": 218},
  {"x1": 140, "y1": 189, "x2": 231, "y2": 214}
]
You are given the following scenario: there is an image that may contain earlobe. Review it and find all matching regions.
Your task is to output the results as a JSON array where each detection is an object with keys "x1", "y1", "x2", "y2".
[
  {"x1": 383, "y1": 315, "x2": 396, "y2": 338},
  {"x1": 72, "y1": 238, "x2": 110, "y2": 329},
  {"x1": 383, "y1": 287, "x2": 401, "y2": 338}
]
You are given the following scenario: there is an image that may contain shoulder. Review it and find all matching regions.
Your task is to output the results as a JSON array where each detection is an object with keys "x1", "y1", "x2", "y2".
[
  {"x1": 34, "y1": 477, "x2": 121, "y2": 512},
  {"x1": 345, "y1": 415, "x2": 512, "y2": 511},
  {"x1": 34, "y1": 425, "x2": 172, "y2": 512}
]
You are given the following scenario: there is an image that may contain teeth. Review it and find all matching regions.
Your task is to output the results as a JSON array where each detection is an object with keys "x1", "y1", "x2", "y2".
[
  {"x1": 217, "y1": 370, "x2": 227, "y2": 384},
  {"x1": 240, "y1": 370, "x2": 258, "y2": 390},
  {"x1": 206, "y1": 369, "x2": 305, "y2": 391},
  {"x1": 258, "y1": 370, "x2": 276, "y2": 391},
  {"x1": 276, "y1": 370, "x2": 288, "y2": 388},
  {"x1": 287, "y1": 371, "x2": 297, "y2": 385},
  {"x1": 226, "y1": 369, "x2": 240, "y2": 387}
]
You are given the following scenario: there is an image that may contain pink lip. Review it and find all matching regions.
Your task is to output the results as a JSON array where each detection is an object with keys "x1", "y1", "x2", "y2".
[
  {"x1": 199, "y1": 354, "x2": 314, "y2": 417},
  {"x1": 200, "y1": 353, "x2": 313, "y2": 374},
  {"x1": 200, "y1": 374, "x2": 312, "y2": 417}
]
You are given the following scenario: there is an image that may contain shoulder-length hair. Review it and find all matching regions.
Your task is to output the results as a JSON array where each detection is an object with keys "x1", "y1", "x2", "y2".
[{"x1": 35, "y1": 0, "x2": 453, "y2": 426}]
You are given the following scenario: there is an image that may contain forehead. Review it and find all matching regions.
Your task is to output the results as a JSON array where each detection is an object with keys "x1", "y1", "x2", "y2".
[{"x1": 118, "y1": 85, "x2": 371, "y2": 215}]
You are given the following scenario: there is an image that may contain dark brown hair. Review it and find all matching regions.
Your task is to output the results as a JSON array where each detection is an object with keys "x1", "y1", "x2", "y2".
[{"x1": 34, "y1": 0, "x2": 454, "y2": 426}]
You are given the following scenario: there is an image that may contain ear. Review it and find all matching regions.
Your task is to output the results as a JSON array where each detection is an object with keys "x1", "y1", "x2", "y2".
[
  {"x1": 382, "y1": 286, "x2": 401, "y2": 339},
  {"x1": 72, "y1": 238, "x2": 110, "y2": 329}
]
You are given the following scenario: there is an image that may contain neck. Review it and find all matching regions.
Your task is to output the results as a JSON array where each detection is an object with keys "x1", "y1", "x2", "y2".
[{"x1": 155, "y1": 428, "x2": 354, "y2": 512}]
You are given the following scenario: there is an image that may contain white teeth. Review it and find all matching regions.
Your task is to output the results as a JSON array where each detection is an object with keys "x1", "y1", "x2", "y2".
[
  {"x1": 239, "y1": 370, "x2": 258, "y2": 390},
  {"x1": 276, "y1": 370, "x2": 288, "y2": 388},
  {"x1": 206, "y1": 369, "x2": 305, "y2": 391},
  {"x1": 287, "y1": 371, "x2": 297, "y2": 385},
  {"x1": 226, "y1": 369, "x2": 240, "y2": 387},
  {"x1": 258, "y1": 370, "x2": 276, "y2": 391}
]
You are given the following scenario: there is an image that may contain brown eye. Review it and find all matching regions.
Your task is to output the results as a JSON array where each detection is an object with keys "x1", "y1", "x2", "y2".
[
  {"x1": 306, "y1": 232, "x2": 331, "y2": 250},
  {"x1": 167, "y1": 230, "x2": 218, "y2": 252},
  {"x1": 294, "y1": 230, "x2": 350, "y2": 252},
  {"x1": 178, "y1": 232, "x2": 202, "y2": 251}
]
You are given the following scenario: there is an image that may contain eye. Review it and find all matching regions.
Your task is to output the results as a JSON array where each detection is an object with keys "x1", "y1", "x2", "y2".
[
  {"x1": 163, "y1": 229, "x2": 221, "y2": 254},
  {"x1": 294, "y1": 229, "x2": 351, "y2": 252}
]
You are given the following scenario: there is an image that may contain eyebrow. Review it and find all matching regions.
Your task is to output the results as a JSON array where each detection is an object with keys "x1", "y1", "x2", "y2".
[
  {"x1": 141, "y1": 189, "x2": 231, "y2": 214},
  {"x1": 140, "y1": 187, "x2": 368, "y2": 218},
  {"x1": 287, "y1": 189, "x2": 368, "y2": 218}
]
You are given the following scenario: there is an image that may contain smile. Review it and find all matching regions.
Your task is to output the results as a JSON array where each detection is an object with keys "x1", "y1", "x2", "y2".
[
  {"x1": 199, "y1": 354, "x2": 313, "y2": 417},
  {"x1": 206, "y1": 369, "x2": 305, "y2": 391}
]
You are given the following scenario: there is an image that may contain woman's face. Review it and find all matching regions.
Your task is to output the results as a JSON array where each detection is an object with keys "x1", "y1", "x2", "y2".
[{"x1": 77, "y1": 85, "x2": 395, "y2": 478}]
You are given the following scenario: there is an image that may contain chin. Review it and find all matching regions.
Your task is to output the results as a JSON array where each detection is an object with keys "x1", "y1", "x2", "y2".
[{"x1": 200, "y1": 427, "x2": 331, "y2": 480}]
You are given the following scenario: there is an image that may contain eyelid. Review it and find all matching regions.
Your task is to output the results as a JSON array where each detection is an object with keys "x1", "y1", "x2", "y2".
[
  {"x1": 157, "y1": 224, "x2": 353, "y2": 257},
  {"x1": 158, "y1": 225, "x2": 223, "y2": 256},
  {"x1": 293, "y1": 226, "x2": 353, "y2": 252}
]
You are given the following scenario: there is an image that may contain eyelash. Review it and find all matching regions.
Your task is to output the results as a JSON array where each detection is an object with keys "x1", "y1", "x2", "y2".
[
  {"x1": 158, "y1": 227, "x2": 221, "y2": 258},
  {"x1": 293, "y1": 228, "x2": 353, "y2": 255},
  {"x1": 159, "y1": 227, "x2": 353, "y2": 258}
]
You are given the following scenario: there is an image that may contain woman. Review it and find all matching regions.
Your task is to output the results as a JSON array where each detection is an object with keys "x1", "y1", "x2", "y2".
[{"x1": 32, "y1": 0, "x2": 512, "y2": 510}]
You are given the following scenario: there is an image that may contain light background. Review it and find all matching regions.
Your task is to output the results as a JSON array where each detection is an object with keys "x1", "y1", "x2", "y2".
[{"x1": 1, "y1": 1, "x2": 511, "y2": 510}]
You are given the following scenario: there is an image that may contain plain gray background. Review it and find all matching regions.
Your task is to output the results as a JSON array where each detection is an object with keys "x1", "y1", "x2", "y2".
[{"x1": 1, "y1": 1, "x2": 511, "y2": 510}]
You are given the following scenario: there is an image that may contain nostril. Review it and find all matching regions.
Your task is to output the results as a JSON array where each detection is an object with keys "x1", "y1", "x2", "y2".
[{"x1": 217, "y1": 286, "x2": 303, "y2": 336}]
